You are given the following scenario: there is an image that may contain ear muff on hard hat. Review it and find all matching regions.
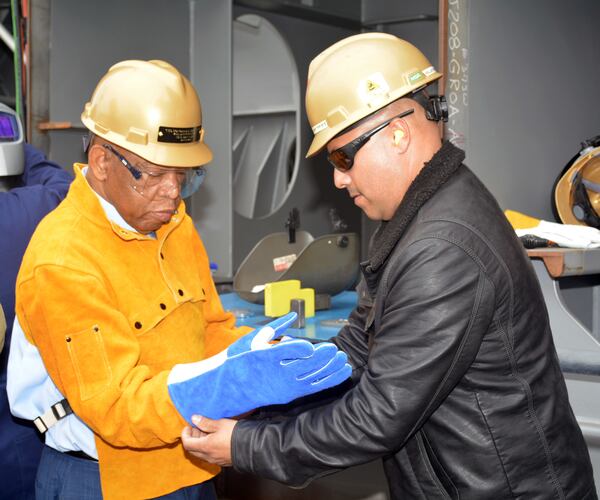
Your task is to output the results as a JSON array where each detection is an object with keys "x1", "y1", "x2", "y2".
[
  {"x1": 304, "y1": 32, "x2": 443, "y2": 158},
  {"x1": 81, "y1": 59, "x2": 212, "y2": 168},
  {"x1": 425, "y1": 94, "x2": 449, "y2": 123},
  {"x1": 553, "y1": 136, "x2": 600, "y2": 229}
]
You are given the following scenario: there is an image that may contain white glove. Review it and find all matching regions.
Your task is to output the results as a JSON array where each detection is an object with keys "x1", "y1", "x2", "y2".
[{"x1": 516, "y1": 220, "x2": 600, "y2": 249}]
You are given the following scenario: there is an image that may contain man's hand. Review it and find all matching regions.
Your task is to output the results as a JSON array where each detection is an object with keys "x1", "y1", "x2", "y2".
[{"x1": 181, "y1": 415, "x2": 236, "y2": 466}]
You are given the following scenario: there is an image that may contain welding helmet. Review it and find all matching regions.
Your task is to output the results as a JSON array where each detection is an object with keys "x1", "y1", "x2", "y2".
[
  {"x1": 0, "y1": 303, "x2": 5, "y2": 353},
  {"x1": 305, "y1": 32, "x2": 444, "y2": 158},
  {"x1": 0, "y1": 103, "x2": 24, "y2": 176},
  {"x1": 81, "y1": 59, "x2": 212, "y2": 168},
  {"x1": 553, "y1": 136, "x2": 600, "y2": 229}
]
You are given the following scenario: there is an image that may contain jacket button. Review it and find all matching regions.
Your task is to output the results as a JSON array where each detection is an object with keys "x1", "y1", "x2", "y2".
[
  {"x1": 178, "y1": 289, "x2": 184, "y2": 296},
  {"x1": 201, "y1": 288, "x2": 205, "y2": 295},
  {"x1": 66, "y1": 336, "x2": 71, "y2": 343},
  {"x1": 134, "y1": 321, "x2": 142, "y2": 329},
  {"x1": 160, "y1": 252, "x2": 164, "y2": 259},
  {"x1": 160, "y1": 303, "x2": 166, "y2": 310},
  {"x1": 93, "y1": 326, "x2": 99, "y2": 332}
]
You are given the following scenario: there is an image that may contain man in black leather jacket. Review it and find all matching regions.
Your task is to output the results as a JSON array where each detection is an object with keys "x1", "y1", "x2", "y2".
[{"x1": 182, "y1": 33, "x2": 596, "y2": 499}]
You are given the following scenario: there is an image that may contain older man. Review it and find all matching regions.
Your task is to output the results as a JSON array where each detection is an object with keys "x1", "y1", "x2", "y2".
[
  {"x1": 7, "y1": 60, "x2": 349, "y2": 500},
  {"x1": 0, "y1": 103, "x2": 72, "y2": 500},
  {"x1": 182, "y1": 33, "x2": 596, "y2": 499}
]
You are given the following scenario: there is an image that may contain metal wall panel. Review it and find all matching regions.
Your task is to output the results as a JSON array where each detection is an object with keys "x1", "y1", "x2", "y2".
[
  {"x1": 363, "y1": 0, "x2": 438, "y2": 22},
  {"x1": 231, "y1": 6, "x2": 362, "y2": 274},
  {"x1": 49, "y1": 0, "x2": 190, "y2": 123},
  {"x1": 47, "y1": 0, "x2": 191, "y2": 170},
  {"x1": 189, "y1": 0, "x2": 234, "y2": 279}
]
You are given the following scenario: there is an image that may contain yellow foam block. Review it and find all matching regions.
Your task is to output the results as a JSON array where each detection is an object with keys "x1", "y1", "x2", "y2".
[
  {"x1": 264, "y1": 280, "x2": 315, "y2": 318},
  {"x1": 504, "y1": 209, "x2": 541, "y2": 230}
]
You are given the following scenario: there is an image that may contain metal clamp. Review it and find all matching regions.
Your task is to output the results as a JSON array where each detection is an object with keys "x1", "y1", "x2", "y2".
[{"x1": 290, "y1": 298, "x2": 306, "y2": 328}]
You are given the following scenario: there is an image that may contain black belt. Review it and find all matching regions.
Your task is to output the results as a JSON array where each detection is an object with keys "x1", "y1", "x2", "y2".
[{"x1": 64, "y1": 450, "x2": 98, "y2": 462}]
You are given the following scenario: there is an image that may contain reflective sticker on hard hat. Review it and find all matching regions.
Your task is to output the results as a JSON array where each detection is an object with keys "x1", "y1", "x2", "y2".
[
  {"x1": 423, "y1": 66, "x2": 436, "y2": 77},
  {"x1": 408, "y1": 71, "x2": 424, "y2": 84},
  {"x1": 312, "y1": 120, "x2": 328, "y2": 134},
  {"x1": 358, "y1": 72, "x2": 390, "y2": 107}
]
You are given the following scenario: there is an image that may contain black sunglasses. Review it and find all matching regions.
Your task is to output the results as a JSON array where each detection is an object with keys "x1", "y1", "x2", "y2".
[{"x1": 327, "y1": 108, "x2": 415, "y2": 172}]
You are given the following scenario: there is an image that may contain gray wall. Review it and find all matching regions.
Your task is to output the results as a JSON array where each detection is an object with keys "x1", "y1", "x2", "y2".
[
  {"x1": 467, "y1": 0, "x2": 600, "y2": 220},
  {"x1": 360, "y1": 0, "x2": 600, "y2": 254},
  {"x1": 189, "y1": 1, "x2": 234, "y2": 279},
  {"x1": 47, "y1": 0, "x2": 191, "y2": 172},
  {"x1": 465, "y1": 0, "x2": 600, "y2": 331}
]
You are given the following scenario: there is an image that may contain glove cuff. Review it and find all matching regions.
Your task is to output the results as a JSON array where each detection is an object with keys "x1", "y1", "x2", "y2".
[{"x1": 167, "y1": 349, "x2": 228, "y2": 385}]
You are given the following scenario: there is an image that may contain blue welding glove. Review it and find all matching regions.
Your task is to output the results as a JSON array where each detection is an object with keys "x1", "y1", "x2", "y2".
[{"x1": 167, "y1": 312, "x2": 351, "y2": 423}]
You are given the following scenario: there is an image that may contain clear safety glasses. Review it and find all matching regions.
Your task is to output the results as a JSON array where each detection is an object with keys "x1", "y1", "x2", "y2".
[
  {"x1": 327, "y1": 108, "x2": 414, "y2": 173},
  {"x1": 103, "y1": 144, "x2": 206, "y2": 199}
]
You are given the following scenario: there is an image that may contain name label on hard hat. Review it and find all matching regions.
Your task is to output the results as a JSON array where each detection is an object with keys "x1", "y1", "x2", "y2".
[{"x1": 157, "y1": 126, "x2": 201, "y2": 143}]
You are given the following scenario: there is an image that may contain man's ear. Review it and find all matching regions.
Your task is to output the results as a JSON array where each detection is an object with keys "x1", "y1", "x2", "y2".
[
  {"x1": 390, "y1": 118, "x2": 410, "y2": 153},
  {"x1": 87, "y1": 143, "x2": 110, "y2": 181}
]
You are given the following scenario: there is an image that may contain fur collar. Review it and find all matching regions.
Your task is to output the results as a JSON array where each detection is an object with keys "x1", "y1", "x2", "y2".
[{"x1": 365, "y1": 141, "x2": 466, "y2": 273}]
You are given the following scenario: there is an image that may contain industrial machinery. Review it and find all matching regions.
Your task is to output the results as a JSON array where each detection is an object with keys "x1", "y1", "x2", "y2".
[{"x1": 234, "y1": 209, "x2": 359, "y2": 304}]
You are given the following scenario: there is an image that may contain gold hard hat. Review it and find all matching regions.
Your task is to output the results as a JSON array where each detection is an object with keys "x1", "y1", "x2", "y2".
[
  {"x1": 554, "y1": 145, "x2": 600, "y2": 228},
  {"x1": 81, "y1": 60, "x2": 212, "y2": 168},
  {"x1": 305, "y1": 32, "x2": 442, "y2": 158}
]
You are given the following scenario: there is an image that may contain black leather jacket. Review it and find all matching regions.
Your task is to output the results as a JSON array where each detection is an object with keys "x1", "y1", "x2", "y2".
[{"x1": 233, "y1": 142, "x2": 596, "y2": 499}]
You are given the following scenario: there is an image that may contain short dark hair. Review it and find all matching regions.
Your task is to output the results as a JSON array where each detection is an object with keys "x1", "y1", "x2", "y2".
[{"x1": 411, "y1": 89, "x2": 430, "y2": 110}]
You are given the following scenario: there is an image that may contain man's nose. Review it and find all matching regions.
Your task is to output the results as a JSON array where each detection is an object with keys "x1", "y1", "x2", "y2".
[
  {"x1": 159, "y1": 173, "x2": 182, "y2": 199},
  {"x1": 333, "y1": 168, "x2": 350, "y2": 190}
]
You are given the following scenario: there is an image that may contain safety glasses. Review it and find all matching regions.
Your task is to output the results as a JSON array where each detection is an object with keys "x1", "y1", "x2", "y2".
[
  {"x1": 327, "y1": 108, "x2": 414, "y2": 172},
  {"x1": 103, "y1": 144, "x2": 206, "y2": 199}
]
